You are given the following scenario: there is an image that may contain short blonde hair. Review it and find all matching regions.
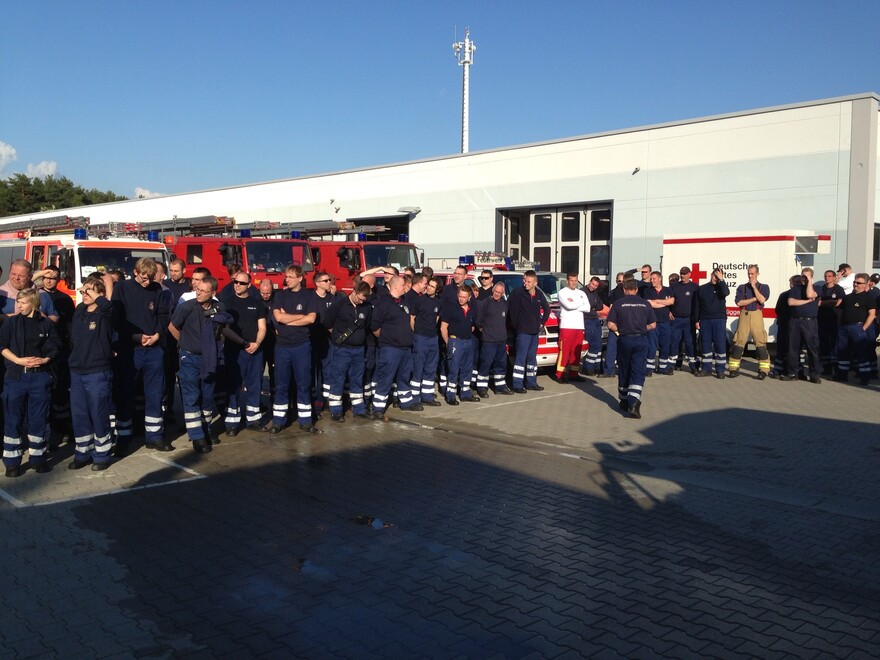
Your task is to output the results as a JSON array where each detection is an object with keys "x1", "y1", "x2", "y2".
[{"x1": 16, "y1": 288, "x2": 41, "y2": 308}]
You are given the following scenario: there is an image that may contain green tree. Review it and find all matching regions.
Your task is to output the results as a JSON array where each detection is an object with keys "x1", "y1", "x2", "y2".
[{"x1": 0, "y1": 174, "x2": 127, "y2": 218}]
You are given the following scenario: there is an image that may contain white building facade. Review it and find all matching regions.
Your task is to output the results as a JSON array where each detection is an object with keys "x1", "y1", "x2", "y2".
[{"x1": 3, "y1": 93, "x2": 879, "y2": 278}]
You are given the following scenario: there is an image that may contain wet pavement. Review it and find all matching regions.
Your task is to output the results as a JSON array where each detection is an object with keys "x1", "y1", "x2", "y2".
[{"x1": 0, "y1": 359, "x2": 878, "y2": 658}]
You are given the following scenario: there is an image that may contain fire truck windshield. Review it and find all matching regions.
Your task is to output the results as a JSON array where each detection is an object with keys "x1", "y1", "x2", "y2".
[
  {"x1": 245, "y1": 241, "x2": 314, "y2": 274},
  {"x1": 363, "y1": 244, "x2": 419, "y2": 270},
  {"x1": 77, "y1": 246, "x2": 167, "y2": 279}
]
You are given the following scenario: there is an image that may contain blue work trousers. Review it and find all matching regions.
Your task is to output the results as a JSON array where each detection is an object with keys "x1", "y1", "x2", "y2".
[
  {"x1": 479, "y1": 341, "x2": 509, "y2": 392},
  {"x1": 274, "y1": 343, "x2": 313, "y2": 427},
  {"x1": 224, "y1": 349, "x2": 263, "y2": 430},
  {"x1": 698, "y1": 319, "x2": 727, "y2": 375},
  {"x1": 581, "y1": 319, "x2": 603, "y2": 373},
  {"x1": 70, "y1": 370, "x2": 113, "y2": 465},
  {"x1": 646, "y1": 328, "x2": 658, "y2": 372},
  {"x1": 604, "y1": 331, "x2": 618, "y2": 376},
  {"x1": 655, "y1": 322, "x2": 673, "y2": 373},
  {"x1": 411, "y1": 334, "x2": 439, "y2": 402},
  {"x1": 836, "y1": 324, "x2": 872, "y2": 379},
  {"x1": 617, "y1": 335, "x2": 648, "y2": 408},
  {"x1": 670, "y1": 317, "x2": 696, "y2": 367},
  {"x1": 327, "y1": 345, "x2": 366, "y2": 415},
  {"x1": 312, "y1": 336, "x2": 332, "y2": 405},
  {"x1": 446, "y1": 337, "x2": 476, "y2": 401},
  {"x1": 374, "y1": 346, "x2": 415, "y2": 413},
  {"x1": 512, "y1": 333, "x2": 539, "y2": 388},
  {"x1": 115, "y1": 348, "x2": 165, "y2": 444},
  {"x1": 2, "y1": 371, "x2": 52, "y2": 468},
  {"x1": 179, "y1": 350, "x2": 216, "y2": 442}
]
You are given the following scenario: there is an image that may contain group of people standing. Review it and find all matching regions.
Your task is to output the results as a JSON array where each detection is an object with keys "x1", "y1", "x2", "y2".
[
  {"x1": 0, "y1": 258, "x2": 565, "y2": 475},
  {"x1": 597, "y1": 261, "x2": 879, "y2": 419},
  {"x1": 1, "y1": 254, "x2": 875, "y2": 476}
]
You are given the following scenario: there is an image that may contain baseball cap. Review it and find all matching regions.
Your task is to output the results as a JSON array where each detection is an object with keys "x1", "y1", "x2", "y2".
[
  {"x1": 838, "y1": 263, "x2": 851, "y2": 272},
  {"x1": 870, "y1": 273, "x2": 880, "y2": 284},
  {"x1": 679, "y1": 266, "x2": 691, "y2": 275}
]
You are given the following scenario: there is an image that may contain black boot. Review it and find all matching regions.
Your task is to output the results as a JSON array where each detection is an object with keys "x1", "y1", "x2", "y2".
[{"x1": 628, "y1": 401, "x2": 642, "y2": 419}]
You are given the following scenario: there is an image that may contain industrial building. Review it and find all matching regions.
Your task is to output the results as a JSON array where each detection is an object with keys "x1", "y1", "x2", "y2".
[{"x1": 3, "y1": 92, "x2": 878, "y2": 278}]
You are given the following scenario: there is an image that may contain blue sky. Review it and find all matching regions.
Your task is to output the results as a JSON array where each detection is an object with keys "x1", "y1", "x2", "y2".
[{"x1": 2, "y1": 0, "x2": 878, "y2": 199}]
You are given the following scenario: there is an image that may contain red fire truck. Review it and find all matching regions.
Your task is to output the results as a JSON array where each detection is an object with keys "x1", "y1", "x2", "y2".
[
  {"x1": 0, "y1": 215, "x2": 169, "y2": 303},
  {"x1": 306, "y1": 226, "x2": 422, "y2": 292},
  {"x1": 102, "y1": 216, "x2": 316, "y2": 292}
]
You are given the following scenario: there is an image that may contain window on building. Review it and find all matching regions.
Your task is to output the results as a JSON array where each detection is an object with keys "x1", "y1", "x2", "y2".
[
  {"x1": 560, "y1": 212, "x2": 580, "y2": 242},
  {"x1": 873, "y1": 224, "x2": 880, "y2": 269},
  {"x1": 534, "y1": 214, "x2": 552, "y2": 243},
  {"x1": 591, "y1": 209, "x2": 612, "y2": 241}
]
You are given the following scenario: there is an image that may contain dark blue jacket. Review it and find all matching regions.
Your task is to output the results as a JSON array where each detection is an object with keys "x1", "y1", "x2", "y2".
[
  {"x1": 476, "y1": 295, "x2": 509, "y2": 343},
  {"x1": 113, "y1": 278, "x2": 169, "y2": 350},
  {"x1": 694, "y1": 280, "x2": 730, "y2": 321},
  {"x1": 0, "y1": 313, "x2": 60, "y2": 381},
  {"x1": 508, "y1": 286, "x2": 551, "y2": 334},
  {"x1": 370, "y1": 295, "x2": 413, "y2": 348},
  {"x1": 69, "y1": 297, "x2": 114, "y2": 374}
]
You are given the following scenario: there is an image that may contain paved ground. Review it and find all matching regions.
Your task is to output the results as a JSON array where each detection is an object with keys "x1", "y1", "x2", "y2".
[{"x1": 0, "y1": 357, "x2": 877, "y2": 658}]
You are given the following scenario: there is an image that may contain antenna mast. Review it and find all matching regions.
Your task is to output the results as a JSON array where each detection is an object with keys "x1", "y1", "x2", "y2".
[{"x1": 452, "y1": 27, "x2": 476, "y2": 154}]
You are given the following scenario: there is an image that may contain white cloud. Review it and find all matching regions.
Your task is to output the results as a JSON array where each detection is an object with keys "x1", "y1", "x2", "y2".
[
  {"x1": 25, "y1": 160, "x2": 58, "y2": 178},
  {"x1": 0, "y1": 141, "x2": 18, "y2": 176},
  {"x1": 134, "y1": 187, "x2": 164, "y2": 199}
]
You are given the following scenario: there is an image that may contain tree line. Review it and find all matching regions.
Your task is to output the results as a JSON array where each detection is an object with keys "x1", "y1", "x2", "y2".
[{"x1": 0, "y1": 173, "x2": 127, "y2": 218}]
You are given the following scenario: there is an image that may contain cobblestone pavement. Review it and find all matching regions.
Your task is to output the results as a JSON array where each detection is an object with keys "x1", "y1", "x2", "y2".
[{"x1": 0, "y1": 360, "x2": 877, "y2": 658}]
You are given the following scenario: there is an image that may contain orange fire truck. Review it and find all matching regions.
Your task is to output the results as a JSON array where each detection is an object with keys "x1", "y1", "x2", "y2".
[{"x1": 0, "y1": 215, "x2": 169, "y2": 303}]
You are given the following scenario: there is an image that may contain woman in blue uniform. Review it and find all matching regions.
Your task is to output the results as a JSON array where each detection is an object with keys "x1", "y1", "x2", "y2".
[
  {"x1": 0, "y1": 289, "x2": 60, "y2": 477},
  {"x1": 68, "y1": 274, "x2": 116, "y2": 471}
]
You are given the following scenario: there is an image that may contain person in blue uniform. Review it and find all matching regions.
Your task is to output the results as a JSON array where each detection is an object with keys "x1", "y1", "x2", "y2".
[
  {"x1": 599, "y1": 272, "x2": 627, "y2": 378},
  {"x1": 169, "y1": 276, "x2": 233, "y2": 452},
  {"x1": 441, "y1": 285, "x2": 480, "y2": 405},
  {"x1": 258, "y1": 280, "x2": 277, "y2": 400},
  {"x1": 817, "y1": 270, "x2": 845, "y2": 375},
  {"x1": 835, "y1": 274, "x2": 876, "y2": 385},
  {"x1": 580, "y1": 277, "x2": 609, "y2": 376},
  {"x1": 508, "y1": 270, "x2": 551, "y2": 392},
  {"x1": 67, "y1": 273, "x2": 116, "y2": 471},
  {"x1": 669, "y1": 267, "x2": 698, "y2": 373},
  {"x1": 311, "y1": 271, "x2": 342, "y2": 414},
  {"x1": 782, "y1": 268, "x2": 821, "y2": 383},
  {"x1": 324, "y1": 281, "x2": 373, "y2": 421},
  {"x1": 358, "y1": 274, "x2": 379, "y2": 412},
  {"x1": 641, "y1": 271, "x2": 675, "y2": 374},
  {"x1": 370, "y1": 275, "x2": 422, "y2": 418},
  {"x1": 606, "y1": 280, "x2": 656, "y2": 419},
  {"x1": 112, "y1": 257, "x2": 170, "y2": 452},
  {"x1": 38, "y1": 266, "x2": 75, "y2": 449},
  {"x1": 222, "y1": 271, "x2": 268, "y2": 435},
  {"x1": 476, "y1": 282, "x2": 514, "y2": 395},
  {"x1": 409, "y1": 275, "x2": 442, "y2": 406},
  {"x1": 0, "y1": 289, "x2": 61, "y2": 477},
  {"x1": 693, "y1": 268, "x2": 730, "y2": 378},
  {"x1": 267, "y1": 265, "x2": 318, "y2": 433}
]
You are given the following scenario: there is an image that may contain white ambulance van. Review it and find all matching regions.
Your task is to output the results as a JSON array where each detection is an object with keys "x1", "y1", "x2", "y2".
[{"x1": 661, "y1": 230, "x2": 831, "y2": 342}]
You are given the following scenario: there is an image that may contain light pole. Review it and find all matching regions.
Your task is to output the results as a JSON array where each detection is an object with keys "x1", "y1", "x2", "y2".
[{"x1": 452, "y1": 27, "x2": 476, "y2": 154}]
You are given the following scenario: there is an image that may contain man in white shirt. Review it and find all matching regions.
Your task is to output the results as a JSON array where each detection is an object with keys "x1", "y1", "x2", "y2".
[
  {"x1": 555, "y1": 273, "x2": 591, "y2": 382},
  {"x1": 837, "y1": 263, "x2": 855, "y2": 295}
]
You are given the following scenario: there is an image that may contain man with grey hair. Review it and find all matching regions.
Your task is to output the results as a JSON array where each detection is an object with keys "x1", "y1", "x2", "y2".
[
  {"x1": 0, "y1": 259, "x2": 59, "y2": 321},
  {"x1": 370, "y1": 275, "x2": 422, "y2": 418}
]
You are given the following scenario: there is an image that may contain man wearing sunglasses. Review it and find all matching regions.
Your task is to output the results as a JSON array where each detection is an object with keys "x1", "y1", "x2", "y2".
[
  {"x1": 222, "y1": 271, "x2": 267, "y2": 435},
  {"x1": 475, "y1": 270, "x2": 494, "y2": 300},
  {"x1": 835, "y1": 273, "x2": 876, "y2": 385}
]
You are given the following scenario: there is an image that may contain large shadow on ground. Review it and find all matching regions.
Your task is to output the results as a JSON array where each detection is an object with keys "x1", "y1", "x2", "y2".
[{"x1": 12, "y1": 409, "x2": 880, "y2": 657}]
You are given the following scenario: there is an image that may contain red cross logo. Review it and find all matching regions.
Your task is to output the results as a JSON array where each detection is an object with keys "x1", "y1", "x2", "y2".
[{"x1": 690, "y1": 263, "x2": 708, "y2": 285}]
